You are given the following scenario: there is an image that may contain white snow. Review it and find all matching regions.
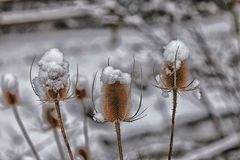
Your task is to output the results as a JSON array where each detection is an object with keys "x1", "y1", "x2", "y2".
[
  {"x1": 100, "y1": 66, "x2": 131, "y2": 84},
  {"x1": 33, "y1": 48, "x2": 69, "y2": 100},
  {"x1": 93, "y1": 112, "x2": 105, "y2": 123},
  {"x1": 1, "y1": 73, "x2": 19, "y2": 95},
  {"x1": 192, "y1": 79, "x2": 200, "y2": 88},
  {"x1": 72, "y1": 74, "x2": 89, "y2": 90},
  {"x1": 163, "y1": 40, "x2": 189, "y2": 71}
]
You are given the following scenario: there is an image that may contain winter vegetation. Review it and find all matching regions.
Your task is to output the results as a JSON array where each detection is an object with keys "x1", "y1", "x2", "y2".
[{"x1": 0, "y1": 0, "x2": 240, "y2": 160}]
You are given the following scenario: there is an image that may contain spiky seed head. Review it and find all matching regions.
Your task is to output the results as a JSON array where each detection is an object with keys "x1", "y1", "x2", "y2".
[
  {"x1": 1, "y1": 74, "x2": 19, "y2": 106},
  {"x1": 72, "y1": 74, "x2": 89, "y2": 100},
  {"x1": 163, "y1": 60, "x2": 188, "y2": 90},
  {"x1": 75, "y1": 147, "x2": 91, "y2": 160},
  {"x1": 103, "y1": 81, "x2": 130, "y2": 122},
  {"x1": 33, "y1": 48, "x2": 69, "y2": 102}
]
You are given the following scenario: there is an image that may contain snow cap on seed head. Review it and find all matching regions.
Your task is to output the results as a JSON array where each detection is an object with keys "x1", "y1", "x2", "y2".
[
  {"x1": 33, "y1": 48, "x2": 69, "y2": 101},
  {"x1": 163, "y1": 40, "x2": 189, "y2": 70},
  {"x1": 1, "y1": 73, "x2": 19, "y2": 106},
  {"x1": 100, "y1": 66, "x2": 131, "y2": 84}
]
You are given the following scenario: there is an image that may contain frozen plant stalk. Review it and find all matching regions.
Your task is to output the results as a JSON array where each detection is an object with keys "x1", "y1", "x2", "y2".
[
  {"x1": 1, "y1": 73, "x2": 41, "y2": 160},
  {"x1": 153, "y1": 40, "x2": 201, "y2": 160},
  {"x1": 93, "y1": 65, "x2": 146, "y2": 160},
  {"x1": 32, "y1": 48, "x2": 74, "y2": 160}
]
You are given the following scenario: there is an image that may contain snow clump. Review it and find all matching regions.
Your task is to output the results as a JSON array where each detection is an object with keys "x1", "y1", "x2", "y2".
[
  {"x1": 100, "y1": 66, "x2": 131, "y2": 84},
  {"x1": 33, "y1": 48, "x2": 69, "y2": 100}
]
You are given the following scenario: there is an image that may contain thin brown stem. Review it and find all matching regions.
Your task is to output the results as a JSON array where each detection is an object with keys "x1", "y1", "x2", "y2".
[
  {"x1": 54, "y1": 100, "x2": 74, "y2": 160},
  {"x1": 168, "y1": 88, "x2": 177, "y2": 160},
  {"x1": 52, "y1": 128, "x2": 65, "y2": 160},
  {"x1": 114, "y1": 121, "x2": 123, "y2": 160},
  {"x1": 12, "y1": 106, "x2": 41, "y2": 160}
]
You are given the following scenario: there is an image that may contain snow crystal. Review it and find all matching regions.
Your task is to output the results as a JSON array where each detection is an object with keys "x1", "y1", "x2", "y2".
[
  {"x1": 93, "y1": 112, "x2": 105, "y2": 123},
  {"x1": 1, "y1": 74, "x2": 19, "y2": 95},
  {"x1": 192, "y1": 79, "x2": 200, "y2": 88},
  {"x1": 100, "y1": 66, "x2": 131, "y2": 84},
  {"x1": 72, "y1": 74, "x2": 89, "y2": 90},
  {"x1": 194, "y1": 89, "x2": 201, "y2": 100},
  {"x1": 163, "y1": 40, "x2": 189, "y2": 70},
  {"x1": 162, "y1": 91, "x2": 169, "y2": 98},
  {"x1": 33, "y1": 48, "x2": 69, "y2": 100}
]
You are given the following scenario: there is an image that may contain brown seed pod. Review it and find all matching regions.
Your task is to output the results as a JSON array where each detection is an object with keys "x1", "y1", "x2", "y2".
[
  {"x1": 75, "y1": 89, "x2": 88, "y2": 100},
  {"x1": 4, "y1": 91, "x2": 19, "y2": 106},
  {"x1": 75, "y1": 147, "x2": 92, "y2": 160},
  {"x1": 163, "y1": 60, "x2": 188, "y2": 90},
  {"x1": 43, "y1": 107, "x2": 60, "y2": 128},
  {"x1": 103, "y1": 81, "x2": 130, "y2": 122}
]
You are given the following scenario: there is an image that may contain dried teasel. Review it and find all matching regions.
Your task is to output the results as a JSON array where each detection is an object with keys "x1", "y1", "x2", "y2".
[
  {"x1": 30, "y1": 48, "x2": 75, "y2": 160},
  {"x1": 75, "y1": 147, "x2": 92, "y2": 160},
  {"x1": 153, "y1": 40, "x2": 201, "y2": 97},
  {"x1": 1, "y1": 74, "x2": 20, "y2": 106},
  {"x1": 72, "y1": 74, "x2": 89, "y2": 100},
  {"x1": 1, "y1": 73, "x2": 41, "y2": 160},
  {"x1": 42, "y1": 103, "x2": 61, "y2": 129},
  {"x1": 92, "y1": 63, "x2": 146, "y2": 160},
  {"x1": 153, "y1": 40, "x2": 201, "y2": 160}
]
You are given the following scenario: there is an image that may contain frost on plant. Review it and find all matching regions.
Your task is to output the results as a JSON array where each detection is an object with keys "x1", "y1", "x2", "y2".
[
  {"x1": 33, "y1": 48, "x2": 69, "y2": 101},
  {"x1": 100, "y1": 66, "x2": 131, "y2": 85},
  {"x1": 163, "y1": 40, "x2": 189, "y2": 72}
]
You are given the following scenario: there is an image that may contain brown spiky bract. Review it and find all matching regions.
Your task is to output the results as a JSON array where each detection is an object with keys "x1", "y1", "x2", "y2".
[
  {"x1": 103, "y1": 81, "x2": 130, "y2": 122},
  {"x1": 46, "y1": 85, "x2": 68, "y2": 101},
  {"x1": 163, "y1": 60, "x2": 188, "y2": 90}
]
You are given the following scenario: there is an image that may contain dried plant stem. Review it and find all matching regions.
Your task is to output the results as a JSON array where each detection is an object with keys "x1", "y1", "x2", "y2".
[
  {"x1": 168, "y1": 88, "x2": 177, "y2": 160},
  {"x1": 54, "y1": 100, "x2": 74, "y2": 160},
  {"x1": 52, "y1": 128, "x2": 65, "y2": 160},
  {"x1": 80, "y1": 100, "x2": 89, "y2": 149},
  {"x1": 12, "y1": 107, "x2": 41, "y2": 160},
  {"x1": 114, "y1": 121, "x2": 123, "y2": 160}
]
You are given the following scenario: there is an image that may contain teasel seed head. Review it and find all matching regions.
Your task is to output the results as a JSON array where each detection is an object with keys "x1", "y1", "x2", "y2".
[
  {"x1": 163, "y1": 60, "x2": 189, "y2": 91},
  {"x1": 72, "y1": 74, "x2": 89, "y2": 100},
  {"x1": 75, "y1": 147, "x2": 91, "y2": 160},
  {"x1": 1, "y1": 73, "x2": 20, "y2": 107},
  {"x1": 32, "y1": 48, "x2": 70, "y2": 102},
  {"x1": 100, "y1": 66, "x2": 131, "y2": 122}
]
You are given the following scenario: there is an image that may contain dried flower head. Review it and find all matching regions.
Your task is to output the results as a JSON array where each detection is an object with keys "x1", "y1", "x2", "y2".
[
  {"x1": 1, "y1": 73, "x2": 19, "y2": 106},
  {"x1": 75, "y1": 147, "x2": 91, "y2": 160},
  {"x1": 72, "y1": 74, "x2": 89, "y2": 100},
  {"x1": 92, "y1": 65, "x2": 146, "y2": 123},
  {"x1": 32, "y1": 48, "x2": 70, "y2": 102},
  {"x1": 154, "y1": 40, "x2": 201, "y2": 98},
  {"x1": 100, "y1": 66, "x2": 131, "y2": 122}
]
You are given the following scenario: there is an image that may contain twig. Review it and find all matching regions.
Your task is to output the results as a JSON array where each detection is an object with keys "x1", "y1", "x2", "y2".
[
  {"x1": 177, "y1": 133, "x2": 240, "y2": 160},
  {"x1": 12, "y1": 106, "x2": 41, "y2": 160}
]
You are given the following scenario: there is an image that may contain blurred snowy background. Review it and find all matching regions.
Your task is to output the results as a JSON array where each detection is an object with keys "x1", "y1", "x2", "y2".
[{"x1": 0, "y1": 0, "x2": 240, "y2": 160}]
